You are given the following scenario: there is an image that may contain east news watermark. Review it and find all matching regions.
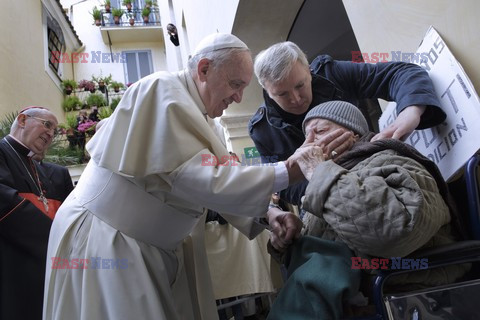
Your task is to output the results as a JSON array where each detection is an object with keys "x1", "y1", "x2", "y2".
[
  {"x1": 201, "y1": 154, "x2": 278, "y2": 166},
  {"x1": 351, "y1": 257, "x2": 429, "y2": 270},
  {"x1": 51, "y1": 51, "x2": 126, "y2": 64},
  {"x1": 351, "y1": 51, "x2": 435, "y2": 64},
  {"x1": 201, "y1": 147, "x2": 278, "y2": 167},
  {"x1": 51, "y1": 257, "x2": 128, "y2": 269}
]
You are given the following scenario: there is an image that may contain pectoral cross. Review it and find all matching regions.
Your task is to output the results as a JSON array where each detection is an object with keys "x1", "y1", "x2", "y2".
[{"x1": 39, "y1": 194, "x2": 49, "y2": 212}]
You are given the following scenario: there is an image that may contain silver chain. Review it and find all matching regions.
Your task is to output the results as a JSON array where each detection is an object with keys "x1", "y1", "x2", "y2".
[{"x1": 4, "y1": 138, "x2": 49, "y2": 212}]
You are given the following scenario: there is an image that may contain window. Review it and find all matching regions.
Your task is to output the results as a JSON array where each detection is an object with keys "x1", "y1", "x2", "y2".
[
  {"x1": 123, "y1": 50, "x2": 154, "y2": 84},
  {"x1": 43, "y1": 5, "x2": 65, "y2": 79},
  {"x1": 48, "y1": 27, "x2": 64, "y2": 73}
]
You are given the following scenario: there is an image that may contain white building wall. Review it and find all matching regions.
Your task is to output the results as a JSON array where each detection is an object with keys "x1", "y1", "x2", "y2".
[
  {"x1": 0, "y1": 0, "x2": 81, "y2": 120},
  {"x1": 62, "y1": 0, "x2": 167, "y2": 85},
  {"x1": 165, "y1": 0, "x2": 240, "y2": 66},
  {"x1": 343, "y1": 0, "x2": 480, "y2": 109}
]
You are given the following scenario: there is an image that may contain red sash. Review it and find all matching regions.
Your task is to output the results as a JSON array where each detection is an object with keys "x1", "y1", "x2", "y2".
[{"x1": 19, "y1": 192, "x2": 61, "y2": 220}]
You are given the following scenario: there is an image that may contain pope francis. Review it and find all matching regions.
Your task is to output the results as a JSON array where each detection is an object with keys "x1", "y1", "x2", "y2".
[{"x1": 43, "y1": 33, "x2": 319, "y2": 319}]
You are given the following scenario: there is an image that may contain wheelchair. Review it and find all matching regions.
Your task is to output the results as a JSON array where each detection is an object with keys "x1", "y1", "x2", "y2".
[{"x1": 353, "y1": 153, "x2": 480, "y2": 320}]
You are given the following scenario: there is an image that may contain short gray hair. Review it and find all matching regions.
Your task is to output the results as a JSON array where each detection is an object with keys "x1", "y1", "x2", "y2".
[
  {"x1": 254, "y1": 41, "x2": 309, "y2": 88},
  {"x1": 11, "y1": 108, "x2": 54, "y2": 134},
  {"x1": 187, "y1": 47, "x2": 250, "y2": 75}
]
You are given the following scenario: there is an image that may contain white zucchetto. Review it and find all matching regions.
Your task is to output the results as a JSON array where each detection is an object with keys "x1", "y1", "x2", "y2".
[{"x1": 192, "y1": 33, "x2": 248, "y2": 56}]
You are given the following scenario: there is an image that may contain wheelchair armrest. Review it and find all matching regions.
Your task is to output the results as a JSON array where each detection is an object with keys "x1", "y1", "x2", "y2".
[{"x1": 371, "y1": 240, "x2": 480, "y2": 319}]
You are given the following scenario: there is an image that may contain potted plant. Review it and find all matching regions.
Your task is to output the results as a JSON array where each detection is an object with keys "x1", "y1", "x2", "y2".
[
  {"x1": 64, "y1": 113, "x2": 79, "y2": 148},
  {"x1": 111, "y1": 8, "x2": 124, "y2": 24},
  {"x1": 86, "y1": 93, "x2": 107, "y2": 108},
  {"x1": 127, "y1": 13, "x2": 135, "y2": 26},
  {"x1": 91, "y1": 6, "x2": 102, "y2": 26},
  {"x1": 145, "y1": 0, "x2": 157, "y2": 9},
  {"x1": 92, "y1": 74, "x2": 112, "y2": 92},
  {"x1": 78, "y1": 79, "x2": 96, "y2": 93},
  {"x1": 123, "y1": 0, "x2": 133, "y2": 11},
  {"x1": 109, "y1": 97, "x2": 122, "y2": 111},
  {"x1": 109, "y1": 81, "x2": 125, "y2": 93},
  {"x1": 103, "y1": 0, "x2": 111, "y2": 13},
  {"x1": 62, "y1": 96, "x2": 82, "y2": 112},
  {"x1": 61, "y1": 79, "x2": 78, "y2": 95},
  {"x1": 99, "y1": 106, "x2": 114, "y2": 119},
  {"x1": 142, "y1": 7, "x2": 151, "y2": 23}
]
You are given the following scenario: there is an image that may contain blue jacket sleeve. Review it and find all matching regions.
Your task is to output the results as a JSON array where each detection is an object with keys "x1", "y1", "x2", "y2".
[{"x1": 312, "y1": 55, "x2": 446, "y2": 129}]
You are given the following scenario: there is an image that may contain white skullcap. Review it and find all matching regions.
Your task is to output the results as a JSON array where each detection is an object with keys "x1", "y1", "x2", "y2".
[{"x1": 193, "y1": 33, "x2": 248, "y2": 56}]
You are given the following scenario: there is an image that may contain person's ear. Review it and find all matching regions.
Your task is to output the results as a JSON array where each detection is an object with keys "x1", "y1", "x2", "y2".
[
  {"x1": 197, "y1": 58, "x2": 210, "y2": 82},
  {"x1": 17, "y1": 113, "x2": 28, "y2": 128}
]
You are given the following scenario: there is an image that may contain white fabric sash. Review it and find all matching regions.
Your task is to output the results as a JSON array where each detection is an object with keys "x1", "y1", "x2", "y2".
[{"x1": 75, "y1": 161, "x2": 201, "y2": 250}]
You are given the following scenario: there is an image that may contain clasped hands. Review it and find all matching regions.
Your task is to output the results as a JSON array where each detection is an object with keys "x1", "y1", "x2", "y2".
[{"x1": 285, "y1": 128, "x2": 355, "y2": 183}]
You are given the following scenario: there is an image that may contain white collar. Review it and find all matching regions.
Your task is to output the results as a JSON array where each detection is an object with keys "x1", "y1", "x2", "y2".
[{"x1": 179, "y1": 70, "x2": 209, "y2": 119}]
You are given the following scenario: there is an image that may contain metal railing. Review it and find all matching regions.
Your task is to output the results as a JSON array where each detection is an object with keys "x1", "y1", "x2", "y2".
[{"x1": 100, "y1": 7, "x2": 161, "y2": 27}]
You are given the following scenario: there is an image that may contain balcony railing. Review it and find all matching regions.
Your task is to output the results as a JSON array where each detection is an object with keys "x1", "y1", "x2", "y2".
[{"x1": 99, "y1": 7, "x2": 161, "y2": 27}]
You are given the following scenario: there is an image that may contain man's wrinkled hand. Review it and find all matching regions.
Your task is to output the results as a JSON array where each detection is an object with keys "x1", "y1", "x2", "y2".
[
  {"x1": 373, "y1": 105, "x2": 425, "y2": 141},
  {"x1": 302, "y1": 129, "x2": 354, "y2": 160},
  {"x1": 284, "y1": 135, "x2": 324, "y2": 183},
  {"x1": 286, "y1": 131, "x2": 325, "y2": 181},
  {"x1": 316, "y1": 129, "x2": 355, "y2": 160}
]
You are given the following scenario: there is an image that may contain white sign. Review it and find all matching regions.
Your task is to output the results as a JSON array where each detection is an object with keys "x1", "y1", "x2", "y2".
[{"x1": 379, "y1": 26, "x2": 480, "y2": 181}]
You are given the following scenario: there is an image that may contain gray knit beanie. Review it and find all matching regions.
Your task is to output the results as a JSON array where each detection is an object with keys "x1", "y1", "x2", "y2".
[{"x1": 302, "y1": 100, "x2": 369, "y2": 136}]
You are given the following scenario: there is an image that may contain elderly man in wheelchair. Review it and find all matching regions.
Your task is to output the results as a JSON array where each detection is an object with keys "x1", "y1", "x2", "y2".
[{"x1": 266, "y1": 100, "x2": 479, "y2": 320}]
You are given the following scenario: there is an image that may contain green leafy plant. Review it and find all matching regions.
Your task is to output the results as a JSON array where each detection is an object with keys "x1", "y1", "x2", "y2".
[
  {"x1": 62, "y1": 96, "x2": 82, "y2": 112},
  {"x1": 61, "y1": 79, "x2": 78, "y2": 95},
  {"x1": 92, "y1": 73, "x2": 112, "y2": 87},
  {"x1": 86, "y1": 94, "x2": 107, "y2": 108},
  {"x1": 61, "y1": 79, "x2": 78, "y2": 89},
  {"x1": 65, "y1": 114, "x2": 78, "y2": 131},
  {"x1": 35, "y1": 114, "x2": 89, "y2": 165},
  {"x1": 103, "y1": 0, "x2": 111, "y2": 13},
  {"x1": 98, "y1": 106, "x2": 114, "y2": 119},
  {"x1": 145, "y1": 0, "x2": 157, "y2": 8},
  {"x1": 112, "y1": 8, "x2": 124, "y2": 19},
  {"x1": 44, "y1": 139, "x2": 85, "y2": 165},
  {"x1": 109, "y1": 81, "x2": 125, "y2": 92},
  {"x1": 142, "y1": 7, "x2": 151, "y2": 18},
  {"x1": 110, "y1": 97, "x2": 122, "y2": 111},
  {"x1": 91, "y1": 6, "x2": 102, "y2": 24},
  {"x1": 0, "y1": 111, "x2": 19, "y2": 138}
]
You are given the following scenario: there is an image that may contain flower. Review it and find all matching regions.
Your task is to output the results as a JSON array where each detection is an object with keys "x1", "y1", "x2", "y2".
[
  {"x1": 77, "y1": 119, "x2": 97, "y2": 132},
  {"x1": 78, "y1": 79, "x2": 96, "y2": 92}
]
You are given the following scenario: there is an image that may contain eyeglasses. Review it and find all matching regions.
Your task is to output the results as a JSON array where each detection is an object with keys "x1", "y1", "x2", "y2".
[{"x1": 26, "y1": 115, "x2": 59, "y2": 136}]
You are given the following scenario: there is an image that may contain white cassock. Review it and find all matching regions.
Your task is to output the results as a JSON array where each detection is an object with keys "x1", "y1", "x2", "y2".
[{"x1": 43, "y1": 70, "x2": 277, "y2": 320}]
